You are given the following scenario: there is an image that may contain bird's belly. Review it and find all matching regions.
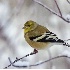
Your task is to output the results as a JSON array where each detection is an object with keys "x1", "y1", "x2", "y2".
[
  {"x1": 25, "y1": 34, "x2": 53, "y2": 50},
  {"x1": 27, "y1": 40, "x2": 51, "y2": 50}
]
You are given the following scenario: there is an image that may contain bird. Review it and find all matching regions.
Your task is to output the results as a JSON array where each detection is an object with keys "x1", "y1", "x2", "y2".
[{"x1": 22, "y1": 20, "x2": 70, "y2": 50}]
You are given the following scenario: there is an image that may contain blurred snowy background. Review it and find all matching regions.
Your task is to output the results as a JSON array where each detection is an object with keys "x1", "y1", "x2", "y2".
[{"x1": 0, "y1": 0, "x2": 70, "y2": 69}]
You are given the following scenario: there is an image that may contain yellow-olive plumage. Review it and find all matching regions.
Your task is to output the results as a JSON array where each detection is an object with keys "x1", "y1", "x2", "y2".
[{"x1": 23, "y1": 20, "x2": 70, "y2": 50}]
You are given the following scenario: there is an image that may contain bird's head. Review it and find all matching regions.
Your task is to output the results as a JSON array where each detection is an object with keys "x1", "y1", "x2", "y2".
[{"x1": 22, "y1": 20, "x2": 38, "y2": 34}]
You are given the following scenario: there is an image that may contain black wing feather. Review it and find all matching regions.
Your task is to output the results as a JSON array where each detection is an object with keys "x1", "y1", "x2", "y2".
[{"x1": 29, "y1": 32, "x2": 64, "y2": 43}]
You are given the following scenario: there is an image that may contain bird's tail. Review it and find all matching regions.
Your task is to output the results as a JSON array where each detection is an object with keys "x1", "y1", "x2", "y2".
[
  {"x1": 57, "y1": 39, "x2": 70, "y2": 47},
  {"x1": 63, "y1": 42, "x2": 70, "y2": 47}
]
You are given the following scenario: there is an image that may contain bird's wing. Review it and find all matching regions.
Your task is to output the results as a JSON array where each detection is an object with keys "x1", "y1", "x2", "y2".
[{"x1": 29, "y1": 32, "x2": 64, "y2": 43}]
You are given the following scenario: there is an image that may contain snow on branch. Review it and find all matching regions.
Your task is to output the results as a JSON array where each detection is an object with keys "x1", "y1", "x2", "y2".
[
  {"x1": 4, "y1": 55, "x2": 70, "y2": 68},
  {"x1": 4, "y1": 49, "x2": 38, "y2": 69}
]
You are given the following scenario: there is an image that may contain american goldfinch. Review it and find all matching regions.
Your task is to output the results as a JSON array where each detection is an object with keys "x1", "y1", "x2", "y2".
[{"x1": 22, "y1": 20, "x2": 70, "y2": 50}]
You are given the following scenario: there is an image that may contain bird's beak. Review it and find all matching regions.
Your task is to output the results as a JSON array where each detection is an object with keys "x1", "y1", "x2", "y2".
[{"x1": 22, "y1": 27, "x2": 25, "y2": 29}]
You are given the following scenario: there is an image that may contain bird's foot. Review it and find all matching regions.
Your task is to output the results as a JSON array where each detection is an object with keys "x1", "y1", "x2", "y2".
[{"x1": 30, "y1": 49, "x2": 38, "y2": 55}]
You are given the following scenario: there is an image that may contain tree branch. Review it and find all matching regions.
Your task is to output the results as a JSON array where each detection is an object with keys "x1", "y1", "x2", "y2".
[
  {"x1": 34, "y1": 0, "x2": 60, "y2": 17},
  {"x1": 33, "y1": 0, "x2": 70, "y2": 23},
  {"x1": 4, "y1": 49, "x2": 38, "y2": 69},
  {"x1": 6, "y1": 55, "x2": 70, "y2": 68},
  {"x1": 67, "y1": 0, "x2": 70, "y2": 4},
  {"x1": 54, "y1": 0, "x2": 62, "y2": 17},
  {"x1": 64, "y1": 39, "x2": 70, "y2": 41}
]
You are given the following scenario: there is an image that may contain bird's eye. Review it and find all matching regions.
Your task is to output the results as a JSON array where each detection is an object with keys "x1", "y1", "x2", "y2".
[{"x1": 27, "y1": 25, "x2": 30, "y2": 27}]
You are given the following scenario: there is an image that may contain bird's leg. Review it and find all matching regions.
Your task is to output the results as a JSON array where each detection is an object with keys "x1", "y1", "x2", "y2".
[
  {"x1": 33, "y1": 49, "x2": 38, "y2": 54},
  {"x1": 30, "y1": 49, "x2": 38, "y2": 55}
]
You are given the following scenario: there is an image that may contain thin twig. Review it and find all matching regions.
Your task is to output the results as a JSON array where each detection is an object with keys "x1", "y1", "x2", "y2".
[
  {"x1": 33, "y1": 0, "x2": 70, "y2": 23},
  {"x1": 4, "y1": 49, "x2": 38, "y2": 69},
  {"x1": 54, "y1": 0, "x2": 62, "y2": 17},
  {"x1": 7, "y1": 55, "x2": 70, "y2": 68},
  {"x1": 34, "y1": 0, "x2": 60, "y2": 17},
  {"x1": 4, "y1": 54, "x2": 30, "y2": 69},
  {"x1": 64, "y1": 39, "x2": 70, "y2": 41},
  {"x1": 8, "y1": 58, "x2": 29, "y2": 68},
  {"x1": 8, "y1": 57, "x2": 13, "y2": 65},
  {"x1": 67, "y1": 0, "x2": 70, "y2": 4},
  {"x1": 30, "y1": 55, "x2": 70, "y2": 67}
]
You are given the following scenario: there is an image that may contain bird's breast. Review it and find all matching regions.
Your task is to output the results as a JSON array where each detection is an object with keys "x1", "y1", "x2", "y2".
[{"x1": 24, "y1": 33, "x2": 51, "y2": 50}]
